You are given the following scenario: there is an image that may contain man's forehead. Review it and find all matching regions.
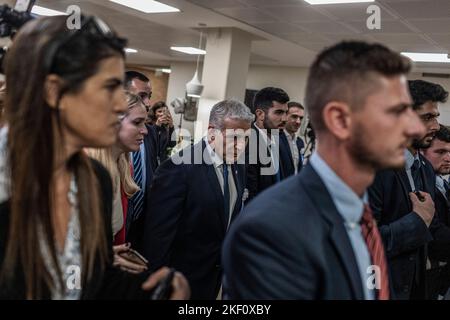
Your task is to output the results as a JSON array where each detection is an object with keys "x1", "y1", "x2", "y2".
[
  {"x1": 417, "y1": 101, "x2": 439, "y2": 114},
  {"x1": 271, "y1": 101, "x2": 288, "y2": 110},
  {"x1": 132, "y1": 78, "x2": 151, "y2": 91},
  {"x1": 288, "y1": 107, "x2": 304, "y2": 115},
  {"x1": 432, "y1": 139, "x2": 450, "y2": 150}
]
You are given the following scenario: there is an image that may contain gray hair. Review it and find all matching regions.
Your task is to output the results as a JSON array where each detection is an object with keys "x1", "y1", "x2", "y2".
[{"x1": 208, "y1": 99, "x2": 254, "y2": 130}]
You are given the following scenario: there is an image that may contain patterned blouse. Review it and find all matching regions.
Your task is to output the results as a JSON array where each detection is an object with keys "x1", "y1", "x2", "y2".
[{"x1": 0, "y1": 126, "x2": 83, "y2": 299}]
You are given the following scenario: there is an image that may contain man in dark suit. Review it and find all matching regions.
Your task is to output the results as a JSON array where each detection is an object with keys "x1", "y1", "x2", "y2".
[
  {"x1": 142, "y1": 100, "x2": 253, "y2": 299},
  {"x1": 222, "y1": 41, "x2": 425, "y2": 299},
  {"x1": 245, "y1": 87, "x2": 289, "y2": 202},
  {"x1": 279, "y1": 101, "x2": 305, "y2": 176},
  {"x1": 368, "y1": 80, "x2": 449, "y2": 299},
  {"x1": 422, "y1": 124, "x2": 450, "y2": 298}
]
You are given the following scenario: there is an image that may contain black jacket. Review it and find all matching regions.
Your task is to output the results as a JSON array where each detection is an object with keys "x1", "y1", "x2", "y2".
[
  {"x1": 368, "y1": 154, "x2": 450, "y2": 299},
  {"x1": 279, "y1": 131, "x2": 304, "y2": 177},
  {"x1": 245, "y1": 123, "x2": 287, "y2": 203},
  {"x1": 143, "y1": 141, "x2": 246, "y2": 299},
  {"x1": 0, "y1": 159, "x2": 151, "y2": 299}
]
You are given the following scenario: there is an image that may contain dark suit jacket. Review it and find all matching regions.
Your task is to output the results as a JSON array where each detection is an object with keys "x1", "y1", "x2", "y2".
[
  {"x1": 245, "y1": 123, "x2": 286, "y2": 203},
  {"x1": 127, "y1": 124, "x2": 175, "y2": 251},
  {"x1": 143, "y1": 140, "x2": 246, "y2": 300},
  {"x1": 279, "y1": 131, "x2": 304, "y2": 177},
  {"x1": 368, "y1": 154, "x2": 450, "y2": 299},
  {"x1": 222, "y1": 164, "x2": 365, "y2": 299},
  {"x1": 0, "y1": 159, "x2": 151, "y2": 299}
]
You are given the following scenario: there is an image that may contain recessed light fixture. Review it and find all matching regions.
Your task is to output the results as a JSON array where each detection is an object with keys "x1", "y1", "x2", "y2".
[
  {"x1": 304, "y1": 0, "x2": 374, "y2": 4},
  {"x1": 161, "y1": 68, "x2": 171, "y2": 74},
  {"x1": 31, "y1": 5, "x2": 66, "y2": 16},
  {"x1": 109, "y1": 0, "x2": 180, "y2": 13},
  {"x1": 401, "y1": 52, "x2": 450, "y2": 63},
  {"x1": 125, "y1": 48, "x2": 138, "y2": 53},
  {"x1": 170, "y1": 47, "x2": 206, "y2": 55}
]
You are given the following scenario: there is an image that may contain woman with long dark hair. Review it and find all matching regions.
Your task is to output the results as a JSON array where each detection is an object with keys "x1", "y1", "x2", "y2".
[{"x1": 0, "y1": 15, "x2": 189, "y2": 299}]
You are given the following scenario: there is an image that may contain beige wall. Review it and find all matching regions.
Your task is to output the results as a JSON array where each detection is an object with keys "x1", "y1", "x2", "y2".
[
  {"x1": 125, "y1": 65, "x2": 169, "y2": 107},
  {"x1": 166, "y1": 62, "x2": 450, "y2": 136}
]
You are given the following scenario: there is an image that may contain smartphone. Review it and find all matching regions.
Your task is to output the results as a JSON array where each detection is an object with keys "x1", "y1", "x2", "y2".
[
  {"x1": 125, "y1": 248, "x2": 148, "y2": 266},
  {"x1": 150, "y1": 268, "x2": 175, "y2": 300}
]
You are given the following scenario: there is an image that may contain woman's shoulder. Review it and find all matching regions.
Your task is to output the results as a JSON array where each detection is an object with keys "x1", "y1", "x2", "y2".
[{"x1": 88, "y1": 157, "x2": 113, "y2": 200}]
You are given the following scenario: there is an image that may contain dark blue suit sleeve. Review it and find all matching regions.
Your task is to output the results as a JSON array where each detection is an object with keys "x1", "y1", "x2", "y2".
[
  {"x1": 142, "y1": 159, "x2": 186, "y2": 271},
  {"x1": 368, "y1": 176, "x2": 432, "y2": 259},
  {"x1": 428, "y1": 215, "x2": 450, "y2": 261}
]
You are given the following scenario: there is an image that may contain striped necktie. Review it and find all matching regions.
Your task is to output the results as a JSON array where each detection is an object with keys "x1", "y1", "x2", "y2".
[
  {"x1": 130, "y1": 150, "x2": 144, "y2": 221},
  {"x1": 361, "y1": 204, "x2": 390, "y2": 300}
]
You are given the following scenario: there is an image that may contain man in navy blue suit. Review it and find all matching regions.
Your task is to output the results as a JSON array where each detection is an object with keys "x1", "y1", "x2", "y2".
[
  {"x1": 279, "y1": 101, "x2": 305, "y2": 176},
  {"x1": 142, "y1": 100, "x2": 253, "y2": 299},
  {"x1": 422, "y1": 124, "x2": 450, "y2": 298},
  {"x1": 369, "y1": 80, "x2": 450, "y2": 300},
  {"x1": 222, "y1": 41, "x2": 425, "y2": 300}
]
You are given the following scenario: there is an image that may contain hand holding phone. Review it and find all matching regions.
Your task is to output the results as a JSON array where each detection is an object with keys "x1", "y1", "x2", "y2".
[
  {"x1": 123, "y1": 248, "x2": 148, "y2": 266},
  {"x1": 150, "y1": 268, "x2": 175, "y2": 300}
]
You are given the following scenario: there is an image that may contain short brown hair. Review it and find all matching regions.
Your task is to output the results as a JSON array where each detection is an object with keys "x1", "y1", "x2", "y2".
[{"x1": 305, "y1": 41, "x2": 411, "y2": 132}]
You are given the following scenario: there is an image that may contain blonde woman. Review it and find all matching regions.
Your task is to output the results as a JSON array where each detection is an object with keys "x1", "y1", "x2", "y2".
[{"x1": 87, "y1": 92, "x2": 148, "y2": 274}]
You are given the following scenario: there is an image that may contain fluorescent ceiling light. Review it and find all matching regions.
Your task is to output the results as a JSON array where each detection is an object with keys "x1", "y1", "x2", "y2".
[
  {"x1": 401, "y1": 52, "x2": 450, "y2": 63},
  {"x1": 170, "y1": 47, "x2": 206, "y2": 55},
  {"x1": 304, "y1": 0, "x2": 374, "y2": 4},
  {"x1": 109, "y1": 0, "x2": 180, "y2": 13},
  {"x1": 161, "y1": 68, "x2": 171, "y2": 73},
  {"x1": 31, "y1": 5, "x2": 66, "y2": 16},
  {"x1": 125, "y1": 48, "x2": 138, "y2": 53}
]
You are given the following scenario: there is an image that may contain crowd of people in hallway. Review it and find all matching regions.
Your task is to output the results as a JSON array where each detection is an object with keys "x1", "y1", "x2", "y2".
[{"x1": 2, "y1": 13, "x2": 450, "y2": 301}]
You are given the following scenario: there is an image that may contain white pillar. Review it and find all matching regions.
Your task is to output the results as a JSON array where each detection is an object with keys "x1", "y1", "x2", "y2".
[{"x1": 194, "y1": 28, "x2": 253, "y2": 142}]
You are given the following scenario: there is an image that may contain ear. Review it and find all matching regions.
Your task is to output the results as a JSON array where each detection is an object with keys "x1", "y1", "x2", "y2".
[
  {"x1": 322, "y1": 101, "x2": 352, "y2": 140},
  {"x1": 44, "y1": 74, "x2": 64, "y2": 109},
  {"x1": 255, "y1": 109, "x2": 265, "y2": 122},
  {"x1": 207, "y1": 125, "x2": 216, "y2": 141}
]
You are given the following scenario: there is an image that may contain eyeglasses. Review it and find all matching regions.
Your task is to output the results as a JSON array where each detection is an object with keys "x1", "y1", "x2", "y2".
[{"x1": 44, "y1": 15, "x2": 127, "y2": 72}]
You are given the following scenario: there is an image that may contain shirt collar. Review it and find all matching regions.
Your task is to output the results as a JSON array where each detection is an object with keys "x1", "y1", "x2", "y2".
[
  {"x1": 310, "y1": 152, "x2": 366, "y2": 224},
  {"x1": 284, "y1": 130, "x2": 297, "y2": 141},
  {"x1": 405, "y1": 149, "x2": 421, "y2": 170},
  {"x1": 254, "y1": 122, "x2": 270, "y2": 145}
]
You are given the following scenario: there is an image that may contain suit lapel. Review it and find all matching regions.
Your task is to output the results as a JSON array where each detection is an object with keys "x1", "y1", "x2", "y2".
[
  {"x1": 280, "y1": 132, "x2": 295, "y2": 171},
  {"x1": 201, "y1": 140, "x2": 227, "y2": 231},
  {"x1": 394, "y1": 169, "x2": 412, "y2": 211},
  {"x1": 230, "y1": 164, "x2": 244, "y2": 224},
  {"x1": 301, "y1": 165, "x2": 365, "y2": 299}
]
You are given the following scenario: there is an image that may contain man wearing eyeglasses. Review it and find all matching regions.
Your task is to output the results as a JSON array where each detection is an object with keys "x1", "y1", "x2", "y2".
[{"x1": 368, "y1": 80, "x2": 450, "y2": 299}]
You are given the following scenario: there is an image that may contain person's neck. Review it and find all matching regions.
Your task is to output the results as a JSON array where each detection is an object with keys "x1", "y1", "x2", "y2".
[
  {"x1": 286, "y1": 129, "x2": 296, "y2": 139},
  {"x1": 407, "y1": 146, "x2": 418, "y2": 156},
  {"x1": 315, "y1": 135, "x2": 375, "y2": 197},
  {"x1": 53, "y1": 130, "x2": 79, "y2": 177},
  {"x1": 112, "y1": 144, "x2": 125, "y2": 161}
]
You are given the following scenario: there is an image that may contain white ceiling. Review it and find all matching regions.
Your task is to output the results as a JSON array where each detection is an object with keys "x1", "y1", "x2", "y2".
[{"x1": 35, "y1": 0, "x2": 450, "y2": 72}]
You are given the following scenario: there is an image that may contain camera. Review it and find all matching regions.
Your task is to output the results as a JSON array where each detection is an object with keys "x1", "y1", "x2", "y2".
[{"x1": 0, "y1": 1, "x2": 36, "y2": 73}]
